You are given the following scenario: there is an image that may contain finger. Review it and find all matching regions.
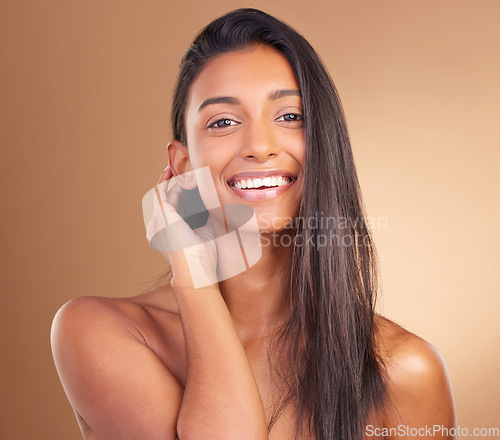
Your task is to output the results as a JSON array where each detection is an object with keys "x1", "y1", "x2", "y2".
[
  {"x1": 149, "y1": 187, "x2": 197, "y2": 252},
  {"x1": 154, "y1": 185, "x2": 202, "y2": 248},
  {"x1": 155, "y1": 165, "x2": 182, "y2": 208},
  {"x1": 166, "y1": 182, "x2": 182, "y2": 208},
  {"x1": 152, "y1": 181, "x2": 182, "y2": 216},
  {"x1": 154, "y1": 185, "x2": 184, "y2": 226},
  {"x1": 157, "y1": 165, "x2": 173, "y2": 186}
]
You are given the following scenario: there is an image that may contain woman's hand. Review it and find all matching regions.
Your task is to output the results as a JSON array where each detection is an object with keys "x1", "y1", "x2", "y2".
[
  {"x1": 144, "y1": 166, "x2": 269, "y2": 440},
  {"x1": 145, "y1": 165, "x2": 218, "y2": 290}
]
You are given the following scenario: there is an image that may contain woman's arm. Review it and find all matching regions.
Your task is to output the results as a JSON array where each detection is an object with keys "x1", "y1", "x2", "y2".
[
  {"x1": 51, "y1": 288, "x2": 269, "y2": 440},
  {"x1": 148, "y1": 166, "x2": 269, "y2": 439},
  {"x1": 52, "y1": 167, "x2": 268, "y2": 440},
  {"x1": 173, "y1": 284, "x2": 269, "y2": 440}
]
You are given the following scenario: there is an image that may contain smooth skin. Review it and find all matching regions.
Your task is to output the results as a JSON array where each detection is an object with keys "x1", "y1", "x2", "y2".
[{"x1": 51, "y1": 45, "x2": 456, "y2": 440}]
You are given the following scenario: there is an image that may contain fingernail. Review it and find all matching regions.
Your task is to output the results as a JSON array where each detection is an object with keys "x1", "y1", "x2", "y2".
[{"x1": 163, "y1": 165, "x2": 170, "y2": 172}]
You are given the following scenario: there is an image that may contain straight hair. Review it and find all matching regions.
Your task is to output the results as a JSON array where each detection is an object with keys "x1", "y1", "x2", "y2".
[{"x1": 169, "y1": 8, "x2": 390, "y2": 440}]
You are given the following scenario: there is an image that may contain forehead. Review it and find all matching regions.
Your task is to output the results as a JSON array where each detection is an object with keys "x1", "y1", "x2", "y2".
[{"x1": 186, "y1": 45, "x2": 300, "y2": 110}]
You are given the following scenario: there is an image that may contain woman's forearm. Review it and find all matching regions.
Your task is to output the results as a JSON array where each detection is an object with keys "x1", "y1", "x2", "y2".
[{"x1": 173, "y1": 284, "x2": 269, "y2": 440}]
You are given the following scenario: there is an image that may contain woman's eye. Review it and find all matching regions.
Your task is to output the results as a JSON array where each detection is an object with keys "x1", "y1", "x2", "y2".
[
  {"x1": 208, "y1": 118, "x2": 239, "y2": 129},
  {"x1": 276, "y1": 113, "x2": 303, "y2": 122}
]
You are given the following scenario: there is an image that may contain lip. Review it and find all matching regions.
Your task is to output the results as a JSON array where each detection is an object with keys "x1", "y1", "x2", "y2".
[
  {"x1": 226, "y1": 169, "x2": 297, "y2": 201},
  {"x1": 227, "y1": 169, "x2": 296, "y2": 187}
]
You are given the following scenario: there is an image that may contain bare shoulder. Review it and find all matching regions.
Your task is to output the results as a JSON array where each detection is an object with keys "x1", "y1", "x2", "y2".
[
  {"x1": 374, "y1": 315, "x2": 456, "y2": 438},
  {"x1": 375, "y1": 314, "x2": 447, "y2": 378},
  {"x1": 51, "y1": 285, "x2": 186, "y2": 383},
  {"x1": 52, "y1": 294, "x2": 147, "y2": 342},
  {"x1": 50, "y1": 288, "x2": 184, "y2": 440},
  {"x1": 51, "y1": 284, "x2": 180, "y2": 347}
]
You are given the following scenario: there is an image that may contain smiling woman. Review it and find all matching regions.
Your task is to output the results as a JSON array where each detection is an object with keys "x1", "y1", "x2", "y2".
[
  {"x1": 50, "y1": 8, "x2": 456, "y2": 440},
  {"x1": 176, "y1": 45, "x2": 304, "y2": 225}
]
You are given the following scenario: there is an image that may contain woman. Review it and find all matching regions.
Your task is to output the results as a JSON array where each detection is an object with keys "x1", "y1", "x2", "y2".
[{"x1": 51, "y1": 8, "x2": 456, "y2": 440}]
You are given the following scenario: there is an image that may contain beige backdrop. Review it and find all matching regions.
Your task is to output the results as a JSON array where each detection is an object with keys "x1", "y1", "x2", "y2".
[{"x1": 1, "y1": 1, "x2": 499, "y2": 439}]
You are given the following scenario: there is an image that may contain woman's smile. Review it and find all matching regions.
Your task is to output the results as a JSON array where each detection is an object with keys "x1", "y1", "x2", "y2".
[
  {"x1": 171, "y1": 44, "x2": 305, "y2": 230},
  {"x1": 227, "y1": 169, "x2": 298, "y2": 201}
]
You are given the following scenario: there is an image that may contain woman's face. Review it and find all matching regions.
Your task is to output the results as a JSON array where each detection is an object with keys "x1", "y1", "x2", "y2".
[{"x1": 181, "y1": 45, "x2": 305, "y2": 232}]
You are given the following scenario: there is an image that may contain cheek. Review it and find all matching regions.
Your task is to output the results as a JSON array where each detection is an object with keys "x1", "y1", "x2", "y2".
[
  {"x1": 188, "y1": 136, "x2": 233, "y2": 168},
  {"x1": 189, "y1": 143, "x2": 236, "y2": 198},
  {"x1": 295, "y1": 135, "x2": 306, "y2": 167},
  {"x1": 188, "y1": 145, "x2": 230, "y2": 207},
  {"x1": 281, "y1": 130, "x2": 305, "y2": 166}
]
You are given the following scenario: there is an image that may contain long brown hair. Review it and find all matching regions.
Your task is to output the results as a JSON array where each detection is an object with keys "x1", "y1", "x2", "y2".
[{"x1": 167, "y1": 8, "x2": 390, "y2": 439}]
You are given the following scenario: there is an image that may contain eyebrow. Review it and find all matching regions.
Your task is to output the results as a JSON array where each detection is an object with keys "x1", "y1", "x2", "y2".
[
  {"x1": 198, "y1": 96, "x2": 239, "y2": 113},
  {"x1": 268, "y1": 89, "x2": 301, "y2": 101},
  {"x1": 197, "y1": 89, "x2": 301, "y2": 113}
]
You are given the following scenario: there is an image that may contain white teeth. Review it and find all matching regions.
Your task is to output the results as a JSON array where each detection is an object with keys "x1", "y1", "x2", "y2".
[{"x1": 231, "y1": 176, "x2": 293, "y2": 189}]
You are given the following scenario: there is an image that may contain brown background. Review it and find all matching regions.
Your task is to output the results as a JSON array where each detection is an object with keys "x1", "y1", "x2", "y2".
[{"x1": 1, "y1": 1, "x2": 499, "y2": 439}]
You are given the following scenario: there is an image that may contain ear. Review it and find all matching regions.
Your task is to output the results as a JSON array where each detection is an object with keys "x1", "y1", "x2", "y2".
[{"x1": 167, "y1": 140, "x2": 197, "y2": 190}]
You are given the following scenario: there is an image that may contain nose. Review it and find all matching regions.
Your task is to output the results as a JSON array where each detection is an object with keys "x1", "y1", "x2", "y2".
[{"x1": 239, "y1": 121, "x2": 281, "y2": 162}]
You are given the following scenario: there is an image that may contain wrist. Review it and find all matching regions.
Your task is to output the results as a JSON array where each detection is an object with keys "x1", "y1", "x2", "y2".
[{"x1": 171, "y1": 280, "x2": 221, "y2": 297}]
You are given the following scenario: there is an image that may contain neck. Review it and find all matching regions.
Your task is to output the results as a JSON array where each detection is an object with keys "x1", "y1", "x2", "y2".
[{"x1": 217, "y1": 230, "x2": 294, "y2": 343}]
